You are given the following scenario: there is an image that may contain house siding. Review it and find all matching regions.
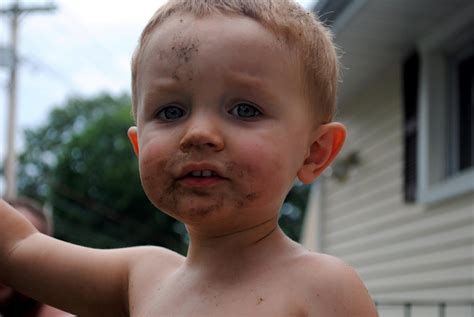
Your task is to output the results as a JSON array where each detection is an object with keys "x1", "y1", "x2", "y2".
[{"x1": 314, "y1": 66, "x2": 474, "y2": 313}]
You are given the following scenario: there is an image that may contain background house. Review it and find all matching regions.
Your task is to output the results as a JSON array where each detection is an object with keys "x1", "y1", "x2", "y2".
[{"x1": 301, "y1": 1, "x2": 474, "y2": 316}]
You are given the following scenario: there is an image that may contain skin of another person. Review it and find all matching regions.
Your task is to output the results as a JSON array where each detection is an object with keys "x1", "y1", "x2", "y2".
[
  {"x1": 0, "y1": 4, "x2": 379, "y2": 317},
  {"x1": 0, "y1": 205, "x2": 73, "y2": 317}
]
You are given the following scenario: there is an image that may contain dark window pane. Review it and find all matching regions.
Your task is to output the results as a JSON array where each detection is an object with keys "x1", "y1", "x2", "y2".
[
  {"x1": 458, "y1": 50, "x2": 474, "y2": 170},
  {"x1": 403, "y1": 52, "x2": 419, "y2": 202}
]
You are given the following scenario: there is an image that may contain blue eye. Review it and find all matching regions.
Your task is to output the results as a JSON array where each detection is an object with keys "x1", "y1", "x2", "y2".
[
  {"x1": 157, "y1": 105, "x2": 185, "y2": 121},
  {"x1": 230, "y1": 103, "x2": 261, "y2": 119}
]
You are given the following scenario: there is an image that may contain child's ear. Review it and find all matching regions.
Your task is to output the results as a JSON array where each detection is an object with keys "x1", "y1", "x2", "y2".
[
  {"x1": 297, "y1": 122, "x2": 346, "y2": 184},
  {"x1": 127, "y1": 126, "x2": 140, "y2": 156}
]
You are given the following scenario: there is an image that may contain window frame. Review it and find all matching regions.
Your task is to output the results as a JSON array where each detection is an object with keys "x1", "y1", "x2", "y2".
[{"x1": 417, "y1": 5, "x2": 474, "y2": 204}]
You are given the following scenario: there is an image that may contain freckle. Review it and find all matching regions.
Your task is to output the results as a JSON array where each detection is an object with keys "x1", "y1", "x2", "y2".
[
  {"x1": 246, "y1": 192, "x2": 258, "y2": 201},
  {"x1": 180, "y1": 19, "x2": 183, "y2": 23},
  {"x1": 172, "y1": 71, "x2": 180, "y2": 81},
  {"x1": 235, "y1": 200, "x2": 244, "y2": 208},
  {"x1": 224, "y1": 161, "x2": 239, "y2": 174}
]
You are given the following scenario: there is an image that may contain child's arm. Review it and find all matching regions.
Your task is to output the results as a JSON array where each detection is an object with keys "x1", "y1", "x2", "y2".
[{"x1": 0, "y1": 199, "x2": 161, "y2": 317}]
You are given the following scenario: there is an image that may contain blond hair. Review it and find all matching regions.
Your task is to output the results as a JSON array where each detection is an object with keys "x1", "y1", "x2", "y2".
[{"x1": 131, "y1": 0, "x2": 339, "y2": 123}]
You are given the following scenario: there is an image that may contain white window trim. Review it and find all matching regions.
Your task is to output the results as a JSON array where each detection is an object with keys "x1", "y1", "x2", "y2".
[{"x1": 417, "y1": 3, "x2": 474, "y2": 204}]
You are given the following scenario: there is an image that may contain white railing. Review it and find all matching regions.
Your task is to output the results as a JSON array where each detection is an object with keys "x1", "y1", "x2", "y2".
[{"x1": 375, "y1": 300, "x2": 474, "y2": 317}]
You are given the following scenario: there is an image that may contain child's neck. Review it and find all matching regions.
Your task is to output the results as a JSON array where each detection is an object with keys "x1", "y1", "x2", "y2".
[{"x1": 183, "y1": 217, "x2": 299, "y2": 274}]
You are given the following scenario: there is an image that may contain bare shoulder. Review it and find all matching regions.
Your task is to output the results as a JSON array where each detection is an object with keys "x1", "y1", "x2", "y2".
[
  {"x1": 127, "y1": 245, "x2": 184, "y2": 282},
  {"x1": 126, "y1": 246, "x2": 185, "y2": 306},
  {"x1": 126, "y1": 245, "x2": 185, "y2": 266},
  {"x1": 293, "y1": 252, "x2": 378, "y2": 317}
]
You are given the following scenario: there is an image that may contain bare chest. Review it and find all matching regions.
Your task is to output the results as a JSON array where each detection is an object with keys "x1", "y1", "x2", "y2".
[{"x1": 131, "y1": 274, "x2": 307, "y2": 317}]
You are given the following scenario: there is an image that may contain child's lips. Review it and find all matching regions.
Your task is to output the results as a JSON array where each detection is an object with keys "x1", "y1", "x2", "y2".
[
  {"x1": 178, "y1": 175, "x2": 226, "y2": 187},
  {"x1": 177, "y1": 162, "x2": 226, "y2": 179},
  {"x1": 176, "y1": 162, "x2": 229, "y2": 187}
]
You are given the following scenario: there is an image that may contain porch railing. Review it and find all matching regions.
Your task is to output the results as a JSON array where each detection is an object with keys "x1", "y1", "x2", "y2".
[{"x1": 374, "y1": 300, "x2": 474, "y2": 317}]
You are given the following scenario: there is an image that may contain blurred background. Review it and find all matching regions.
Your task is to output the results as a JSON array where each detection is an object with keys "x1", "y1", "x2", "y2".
[{"x1": 1, "y1": 1, "x2": 473, "y2": 316}]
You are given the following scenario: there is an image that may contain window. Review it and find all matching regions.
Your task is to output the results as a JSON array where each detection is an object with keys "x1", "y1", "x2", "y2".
[
  {"x1": 448, "y1": 44, "x2": 474, "y2": 175},
  {"x1": 414, "y1": 9, "x2": 474, "y2": 204}
]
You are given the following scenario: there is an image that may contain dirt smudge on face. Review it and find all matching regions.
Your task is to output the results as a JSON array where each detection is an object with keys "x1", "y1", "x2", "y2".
[
  {"x1": 172, "y1": 69, "x2": 181, "y2": 81},
  {"x1": 224, "y1": 161, "x2": 261, "y2": 209},
  {"x1": 245, "y1": 192, "x2": 259, "y2": 201},
  {"x1": 167, "y1": 33, "x2": 199, "y2": 82},
  {"x1": 188, "y1": 200, "x2": 222, "y2": 218},
  {"x1": 174, "y1": 39, "x2": 199, "y2": 64},
  {"x1": 225, "y1": 161, "x2": 245, "y2": 178},
  {"x1": 144, "y1": 155, "x2": 263, "y2": 221}
]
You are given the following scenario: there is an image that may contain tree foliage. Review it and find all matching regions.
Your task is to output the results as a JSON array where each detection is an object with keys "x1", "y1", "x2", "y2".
[
  {"x1": 17, "y1": 92, "x2": 309, "y2": 253},
  {"x1": 18, "y1": 93, "x2": 187, "y2": 252}
]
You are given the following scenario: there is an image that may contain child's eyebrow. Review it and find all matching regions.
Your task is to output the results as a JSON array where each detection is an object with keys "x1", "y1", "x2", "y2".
[
  {"x1": 148, "y1": 77, "x2": 181, "y2": 92},
  {"x1": 142, "y1": 70, "x2": 278, "y2": 106},
  {"x1": 140, "y1": 78, "x2": 183, "y2": 106},
  {"x1": 224, "y1": 70, "x2": 267, "y2": 89},
  {"x1": 223, "y1": 71, "x2": 279, "y2": 102}
]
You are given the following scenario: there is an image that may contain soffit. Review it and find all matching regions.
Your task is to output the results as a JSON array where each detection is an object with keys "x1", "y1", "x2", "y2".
[{"x1": 316, "y1": 0, "x2": 474, "y2": 107}]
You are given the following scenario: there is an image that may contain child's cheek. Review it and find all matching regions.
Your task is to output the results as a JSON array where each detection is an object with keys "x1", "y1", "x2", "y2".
[
  {"x1": 137, "y1": 138, "x2": 173, "y2": 206},
  {"x1": 234, "y1": 137, "x2": 292, "y2": 207}
]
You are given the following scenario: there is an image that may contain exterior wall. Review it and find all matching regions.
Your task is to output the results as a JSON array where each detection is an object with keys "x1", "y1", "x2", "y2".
[
  {"x1": 305, "y1": 66, "x2": 474, "y2": 315},
  {"x1": 300, "y1": 181, "x2": 322, "y2": 252}
]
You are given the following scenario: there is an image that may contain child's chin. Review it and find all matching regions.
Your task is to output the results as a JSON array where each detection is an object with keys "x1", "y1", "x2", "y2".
[
  {"x1": 176, "y1": 202, "x2": 223, "y2": 220},
  {"x1": 152, "y1": 193, "x2": 226, "y2": 220}
]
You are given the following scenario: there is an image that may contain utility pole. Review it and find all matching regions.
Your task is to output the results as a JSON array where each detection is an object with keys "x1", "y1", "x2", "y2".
[{"x1": 0, "y1": 1, "x2": 56, "y2": 199}]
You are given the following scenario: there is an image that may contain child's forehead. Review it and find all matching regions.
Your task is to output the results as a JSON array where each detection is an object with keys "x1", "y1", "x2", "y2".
[
  {"x1": 133, "y1": 12, "x2": 311, "y2": 122},
  {"x1": 139, "y1": 13, "x2": 298, "y2": 81},
  {"x1": 143, "y1": 13, "x2": 288, "y2": 57}
]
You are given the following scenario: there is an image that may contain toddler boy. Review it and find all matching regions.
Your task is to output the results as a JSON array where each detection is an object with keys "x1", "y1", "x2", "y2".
[{"x1": 0, "y1": 0, "x2": 378, "y2": 316}]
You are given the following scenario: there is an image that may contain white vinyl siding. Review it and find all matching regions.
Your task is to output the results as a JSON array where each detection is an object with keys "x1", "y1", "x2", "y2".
[{"x1": 318, "y1": 66, "x2": 474, "y2": 306}]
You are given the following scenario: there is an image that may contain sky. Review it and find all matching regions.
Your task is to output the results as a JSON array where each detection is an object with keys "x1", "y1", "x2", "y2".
[{"x1": 0, "y1": 0, "x2": 316, "y2": 194}]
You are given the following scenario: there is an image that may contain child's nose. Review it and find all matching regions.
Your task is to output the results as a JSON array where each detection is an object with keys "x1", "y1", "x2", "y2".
[{"x1": 179, "y1": 117, "x2": 224, "y2": 153}]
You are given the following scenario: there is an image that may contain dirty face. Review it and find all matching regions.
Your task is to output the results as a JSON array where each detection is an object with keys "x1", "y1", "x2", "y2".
[{"x1": 133, "y1": 13, "x2": 313, "y2": 233}]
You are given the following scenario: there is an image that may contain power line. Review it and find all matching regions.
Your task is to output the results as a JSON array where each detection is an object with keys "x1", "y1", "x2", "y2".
[{"x1": 0, "y1": 0, "x2": 56, "y2": 199}]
